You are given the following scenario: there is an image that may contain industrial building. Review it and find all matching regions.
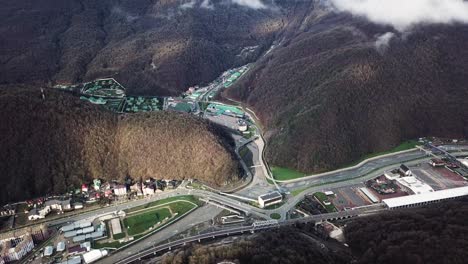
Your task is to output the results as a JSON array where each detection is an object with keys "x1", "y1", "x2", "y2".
[
  {"x1": 359, "y1": 187, "x2": 379, "y2": 203},
  {"x1": 62, "y1": 221, "x2": 106, "y2": 243},
  {"x1": 383, "y1": 186, "x2": 468, "y2": 209},
  {"x1": 62, "y1": 221, "x2": 92, "y2": 232},
  {"x1": 258, "y1": 191, "x2": 282, "y2": 208}
]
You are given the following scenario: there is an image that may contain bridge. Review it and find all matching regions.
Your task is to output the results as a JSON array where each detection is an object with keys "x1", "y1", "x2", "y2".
[{"x1": 114, "y1": 204, "x2": 385, "y2": 264}]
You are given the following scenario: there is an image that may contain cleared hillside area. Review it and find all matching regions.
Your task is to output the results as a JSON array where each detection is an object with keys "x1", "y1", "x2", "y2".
[{"x1": 0, "y1": 88, "x2": 240, "y2": 204}]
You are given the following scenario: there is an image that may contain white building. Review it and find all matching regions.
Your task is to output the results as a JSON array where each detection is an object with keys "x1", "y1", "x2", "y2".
[
  {"x1": 113, "y1": 185, "x2": 127, "y2": 196},
  {"x1": 83, "y1": 249, "x2": 108, "y2": 264},
  {"x1": 384, "y1": 170, "x2": 401, "y2": 180},
  {"x1": 457, "y1": 158, "x2": 468, "y2": 168},
  {"x1": 44, "y1": 246, "x2": 54, "y2": 257},
  {"x1": 110, "y1": 218, "x2": 122, "y2": 236},
  {"x1": 27, "y1": 206, "x2": 51, "y2": 221},
  {"x1": 258, "y1": 191, "x2": 282, "y2": 208},
  {"x1": 396, "y1": 176, "x2": 434, "y2": 195},
  {"x1": 383, "y1": 186, "x2": 468, "y2": 209},
  {"x1": 0, "y1": 234, "x2": 34, "y2": 262},
  {"x1": 73, "y1": 203, "x2": 83, "y2": 210},
  {"x1": 45, "y1": 199, "x2": 71, "y2": 212},
  {"x1": 143, "y1": 186, "x2": 155, "y2": 196},
  {"x1": 56, "y1": 242, "x2": 65, "y2": 252}
]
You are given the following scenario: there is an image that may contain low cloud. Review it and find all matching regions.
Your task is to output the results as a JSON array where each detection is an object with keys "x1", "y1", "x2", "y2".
[
  {"x1": 180, "y1": 0, "x2": 196, "y2": 9},
  {"x1": 375, "y1": 32, "x2": 395, "y2": 54},
  {"x1": 201, "y1": 0, "x2": 214, "y2": 9},
  {"x1": 231, "y1": 0, "x2": 267, "y2": 9},
  {"x1": 329, "y1": 0, "x2": 468, "y2": 31}
]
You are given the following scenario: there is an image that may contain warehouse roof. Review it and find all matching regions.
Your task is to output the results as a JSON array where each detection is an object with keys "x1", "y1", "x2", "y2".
[
  {"x1": 383, "y1": 186, "x2": 468, "y2": 208},
  {"x1": 258, "y1": 191, "x2": 282, "y2": 201}
]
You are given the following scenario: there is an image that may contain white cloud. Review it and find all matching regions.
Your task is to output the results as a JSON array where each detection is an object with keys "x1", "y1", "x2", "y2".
[
  {"x1": 330, "y1": 0, "x2": 468, "y2": 31},
  {"x1": 375, "y1": 32, "x2": 395, "y2": 53},
  {"x1": 180, "y1": 0, "x2": 196, "y2": 9},
  {"x1": 231, "y1": 0, "x2": 267, "y2": 9},
  {"x1": 201, "y1": 0, "x2": 214, "y2": 9}
]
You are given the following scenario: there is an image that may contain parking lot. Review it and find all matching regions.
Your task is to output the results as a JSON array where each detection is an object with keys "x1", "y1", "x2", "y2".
[
  {"x1": 329, "y1": 184, "x2": 371, "y2": 210},
  {"x1": 411, "y1": 163, "x2": 467, "y2": 191},
  {"x1": 205, "y1": 114, "x2": 241, "y2": 131}
]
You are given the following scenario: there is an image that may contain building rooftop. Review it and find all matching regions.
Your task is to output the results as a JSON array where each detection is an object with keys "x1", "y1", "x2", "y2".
[
  {"x1": 383, "y1": 186, "x2": 468, "y2": 208},
  {"x1": 396, "y1": 176, "x2": 434, "y2": 195},
  {"x1": 44, "y1": 246, "x2": 54, "y2": 256},
  {"x1": 259, "y1": 191, "x2": 282, "y2": 201}
]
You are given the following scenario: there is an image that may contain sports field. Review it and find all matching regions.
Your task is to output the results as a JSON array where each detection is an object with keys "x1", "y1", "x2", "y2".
[
  {"x1": 122, "y1": 197, "x2": 198, "y2": 236},
  {"x1": 206, "y1": 103, "x2": 244, "y2": 116},
  {"x1": 124, "y1": 207, "x2": 172, "y2": 236},
  {"x1": 82, "y1": 79, "x2": 125, "y2": 98}
]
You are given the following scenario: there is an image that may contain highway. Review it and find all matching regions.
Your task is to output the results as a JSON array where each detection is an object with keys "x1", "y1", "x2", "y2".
[{"x1": 114, "y1": 204, "x2": 385, "y2": 264}]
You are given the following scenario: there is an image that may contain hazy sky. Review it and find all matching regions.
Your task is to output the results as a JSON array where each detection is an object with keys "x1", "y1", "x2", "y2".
[{"x1": 330, "y1": 0, "x2": 468, "y2": 31}]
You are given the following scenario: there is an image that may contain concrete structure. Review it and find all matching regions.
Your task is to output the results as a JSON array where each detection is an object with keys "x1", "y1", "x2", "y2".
[
  {"x1": 83, "y1": 249, "x2": 108, "y2": 264},
  {"x1": 359, "y1": 187, "x2": 379, "y2": 203},
  {"x1": 110, "y1": 218, "x2": 122, "y2": 235},
  {"x1": 258, "y1": 191, "x2": 282, "y2": 208},
  {"x1": 0, "y1": 234, "x2": 34, "y2": 262},
  {"x1": 396, "y1": 176, "x2": 434, "y2": 195},
  {"x1": 324, "y1": 191, "x2": 335, "y2": 196},
  {"x1": 383, "y1": 186, "x2": 468, "y2": 209},
  {"x1": 384, "y1": 170, "x2": 401, "y2": 180}
]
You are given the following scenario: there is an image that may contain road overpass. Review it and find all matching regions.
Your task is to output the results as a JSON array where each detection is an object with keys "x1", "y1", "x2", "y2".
[{"x1": 111, "y1": 204, "x2": 385, "y2": 264}]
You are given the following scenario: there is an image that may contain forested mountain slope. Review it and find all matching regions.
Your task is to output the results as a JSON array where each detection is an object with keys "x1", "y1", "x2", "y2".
[
  {"x1": 2, "y1": 0, "x2": 468, "y2": 174},
  {"x1": 0, "y1": 88, "x2": 240, "y2": 204},
  {"x1": 226, "y1": 1, "x2": 468, "y2": 172},
  {"x1": 0, "y1": 0, "x2": 281, "y2": 95}
]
